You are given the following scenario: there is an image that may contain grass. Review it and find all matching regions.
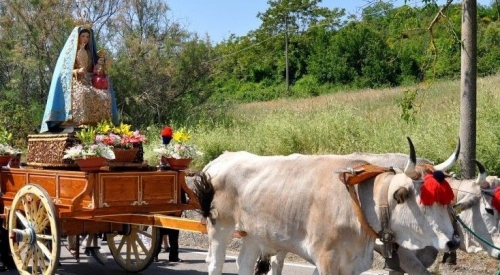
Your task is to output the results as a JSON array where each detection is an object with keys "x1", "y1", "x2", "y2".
[{"x1": 143, "y1": 74, "x2": 500, "y2": 176}]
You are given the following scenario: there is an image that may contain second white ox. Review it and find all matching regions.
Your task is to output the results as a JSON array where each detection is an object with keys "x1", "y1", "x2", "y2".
[{"x1": 194, "y1": 139, "x2": 459, "y2": 275}]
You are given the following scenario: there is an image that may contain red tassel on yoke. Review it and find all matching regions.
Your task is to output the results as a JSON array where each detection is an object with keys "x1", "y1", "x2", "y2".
[
  {"x1": 491, "y1": 187, "x2": 500, "y2": 212},
  {"x1": 420, "y1": 173, "x2": 454, "y2": 206}
]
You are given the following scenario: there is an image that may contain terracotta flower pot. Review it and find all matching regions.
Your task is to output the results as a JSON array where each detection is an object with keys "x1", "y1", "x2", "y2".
[
  {"x1": 0, "y1": 155, "x2": 10, "y2": 167},
  {"x1": 166, "y1": 158, "x2": 193, "y2": 170},
  {"x1": 75, "y1": 157, "x2": 106, "y2": 172},
  {"x1": 112, "y1": 147, "x2": 139, "y2": 163}
]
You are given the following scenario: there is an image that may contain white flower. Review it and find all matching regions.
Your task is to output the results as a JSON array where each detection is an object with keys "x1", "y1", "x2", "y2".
[
  {"x1": 0, "y1": 144, "x2": 21, "y2": 156},
  {"x1": 63, "y1": 143, "x2": 115, "y2": 160},
  {"x1": 153, "y1": 142, "x2": 202, "y2": 159}
]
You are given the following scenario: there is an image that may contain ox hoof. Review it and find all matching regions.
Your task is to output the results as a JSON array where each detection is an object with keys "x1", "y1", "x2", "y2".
[{"x1": 441, "y1": 251, "x2": 457, "y2": 265}]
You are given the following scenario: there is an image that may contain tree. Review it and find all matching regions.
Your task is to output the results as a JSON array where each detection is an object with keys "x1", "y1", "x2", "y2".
[
  {"x1": 459, "y1": 0, "x2": 477, "y2": 178},
  {"x1": 108, "y1": 0, "x2": 214, "y2": 126},
  {"x1": 254, "y1": 0, "x2": 345, "y2": 84},
  {"x1": 411, "y1": 0, "x2": 478, "y2": 178},
  {"x1": 0, "y1": 0, "x2": 74, "y2": 142}
]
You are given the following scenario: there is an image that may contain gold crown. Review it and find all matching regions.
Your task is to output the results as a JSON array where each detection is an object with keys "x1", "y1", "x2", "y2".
[
  {"x1": 97, "y1": 49, "x2": 106, "y2": 58},
  {"x1": 73, "y1": 20, "x2": 93, "y2": 30}
]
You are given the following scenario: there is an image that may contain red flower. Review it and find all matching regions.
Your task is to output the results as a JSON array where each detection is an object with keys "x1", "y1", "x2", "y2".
[
  {"x1": 161, "y1": 126, "x2": 173, "y2": 138},
  {"x1": 102, "y1": 137, "x2": 115, "y2": 146}
]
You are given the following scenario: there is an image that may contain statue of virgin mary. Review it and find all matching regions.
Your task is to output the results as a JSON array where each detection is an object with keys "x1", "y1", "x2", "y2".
[{"x1": 39, "y1": 26, "x2": 118, "y2": 133}]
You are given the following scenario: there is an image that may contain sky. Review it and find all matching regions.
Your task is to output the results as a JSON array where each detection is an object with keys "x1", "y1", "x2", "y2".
[{"x1": 166, "y1": 0, "x2": 492, "y2": 44}]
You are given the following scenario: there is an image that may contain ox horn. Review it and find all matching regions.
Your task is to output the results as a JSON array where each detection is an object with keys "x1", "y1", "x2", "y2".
[
  {"x1": 404, "y1": 137, "x2": 419, "y2": 179},
  {"x1": 474, "y1": 159, "x2": 488, "y2": 186},
  {"x1": 433, "y1": 137, "x2": 460, "y2": 171}
]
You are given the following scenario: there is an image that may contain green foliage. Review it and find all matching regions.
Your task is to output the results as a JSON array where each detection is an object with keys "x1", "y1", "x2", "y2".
[
  {"x1": 76, "y1": 127, "x2": 97, "y2": 145},
  {"x1": 398, "y1": 89, "x2": 420, "y2": 123},
  {"x1": 308, "y1": 22, "x2": 403, "y2": 88},
  {"x1": 186, "y1": 75, "x2": 500, "y2": 176},
  {"x1": 2, "y1": 0, "x2": 500, "y2": 160},
  {"x1": 478, "y1": 21, "x2": 500, "y2": 76},
  {"x1": 0, "y1": 126, "x2": 12, "y2": 145}
]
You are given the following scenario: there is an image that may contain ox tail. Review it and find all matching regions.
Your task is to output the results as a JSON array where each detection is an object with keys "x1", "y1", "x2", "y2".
[
  {"x1": 254, "y1": 254, "x2": 271, "y2": 275},
  {"x1": 193, "y1": 172, "x2": 216, "y2": 224}
]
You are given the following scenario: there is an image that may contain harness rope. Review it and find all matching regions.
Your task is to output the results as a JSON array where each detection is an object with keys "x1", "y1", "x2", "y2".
[
  {"x1": 456, "y1": 215, "x2": 500, "y2": 274},
  {"x1": 455, "y1": 215, "x2": 500, "y2": 251}
]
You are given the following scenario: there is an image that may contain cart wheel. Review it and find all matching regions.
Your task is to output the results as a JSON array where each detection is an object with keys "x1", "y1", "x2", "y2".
[
  {"x1": 106, "y1": 225, "x2": 160, "y2": 272},
  {"x1": 8, "y1": 184, "x2": 60, "y2": 275},
  {"x1": 82, "y1": 234, "x2": 107, "y2": 265}
]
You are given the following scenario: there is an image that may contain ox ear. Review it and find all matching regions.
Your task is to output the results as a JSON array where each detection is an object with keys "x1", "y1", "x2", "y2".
[
  {"x1": 210, "y1": 208, "x2": 219, "y2": 220},
  {"x1": 393, "y1": 187, "x2": 410, "y2": 204}
]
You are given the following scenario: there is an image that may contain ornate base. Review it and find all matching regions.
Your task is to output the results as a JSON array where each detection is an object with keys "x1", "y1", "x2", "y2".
[{"x1": 26, "y1": 133, "x2": 79, "y2": 168}]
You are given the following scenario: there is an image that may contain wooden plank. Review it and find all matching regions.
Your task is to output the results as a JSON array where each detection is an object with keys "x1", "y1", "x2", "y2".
[
  {"x1": 74, "y1": 214, "x2": 207, "y2": 233},
  {"x1": 154, "y1": 215, "x2": 207, "y2": 233}
]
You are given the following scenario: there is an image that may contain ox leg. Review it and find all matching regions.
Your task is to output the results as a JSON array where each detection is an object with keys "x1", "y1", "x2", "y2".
[
  {"x1": 270, "y1": 251, "x2": 287, "y2": 275},
  {"x1": 316, "y1": 252, "x2": 340, "y2": 275},
  {"x1": 237, "y1": 238, "x2": 260, "y2": 275},
  {"x1": 441, "y1": 251, "x2": 457, "y2": 265},
  {"x1": 207, "y1": 224, "x2": 234, "y2": 275},
  {"x1": 397, "y1": 247, "x2": 433, "y2": 275}
]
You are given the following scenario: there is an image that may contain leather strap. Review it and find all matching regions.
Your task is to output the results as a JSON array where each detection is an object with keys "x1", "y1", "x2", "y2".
[
  {"x1": 340, "y1": 164, "x2": 393, "y2": 186},
  {"x1": 345, "y1": 182, "x2": 379, "y2": 239}
]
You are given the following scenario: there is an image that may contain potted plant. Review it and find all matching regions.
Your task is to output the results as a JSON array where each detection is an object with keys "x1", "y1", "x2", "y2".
[
  {"x1": 96, "y1": 120, "x2": 147, "y2": 163},
  {"x1": 153, "y1": 126, "x2": 202, "y2": 170},
  {"x1": 0, "y1": 127, "x2": 21, "y2": 166},
  {"x1": 63, "y1": 126, "x2": 115, "y2": 171}
]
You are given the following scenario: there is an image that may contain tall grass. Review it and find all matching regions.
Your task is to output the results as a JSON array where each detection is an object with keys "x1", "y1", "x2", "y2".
[{"x1": 145, "y1": 74, "x2": 500, "y2": 175}]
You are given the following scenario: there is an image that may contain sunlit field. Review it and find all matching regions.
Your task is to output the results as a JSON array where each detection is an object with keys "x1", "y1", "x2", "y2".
[{"x1": 144, "y1": 74, "x2": 500, "y2": 176}]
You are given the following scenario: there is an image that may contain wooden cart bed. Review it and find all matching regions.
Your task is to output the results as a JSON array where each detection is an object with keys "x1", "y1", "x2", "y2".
[{"x1": 0, "y1": 167, "x2": 206, "y2": 274}]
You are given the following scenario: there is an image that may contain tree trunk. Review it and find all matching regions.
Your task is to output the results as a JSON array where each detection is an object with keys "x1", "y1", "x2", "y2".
[{"x1": 459, "y1": 0, "x2": 477, "y2": 179}]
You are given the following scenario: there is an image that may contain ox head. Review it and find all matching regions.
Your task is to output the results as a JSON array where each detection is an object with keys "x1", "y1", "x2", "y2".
[
  {"x1": 385, "y1": 137, "x2": 459, "y2": 252},
  {"x1": 455, "y1": 161, "x2": 500, "y2": 259}
]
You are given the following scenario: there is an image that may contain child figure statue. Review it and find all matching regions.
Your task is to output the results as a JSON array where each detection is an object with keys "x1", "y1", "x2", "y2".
[{"x1": 92, "y1": 49, "x2": 111, "y2": 90}]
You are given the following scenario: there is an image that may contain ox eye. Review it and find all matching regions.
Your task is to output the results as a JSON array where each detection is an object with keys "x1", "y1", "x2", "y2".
[{"x1": 485, "y1": 208, "x2": 494, "y2": 215}]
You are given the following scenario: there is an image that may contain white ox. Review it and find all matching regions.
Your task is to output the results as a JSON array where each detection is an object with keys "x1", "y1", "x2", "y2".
[
  {"x1": 194, "y1": 139, "x2": 459, "y2": 275},
  {"x1": 262, "y1": 160, "x2": 500, "y2": 275},
  {"x1": 374, "y1": 161, "x2": 500, "y2": 275}
]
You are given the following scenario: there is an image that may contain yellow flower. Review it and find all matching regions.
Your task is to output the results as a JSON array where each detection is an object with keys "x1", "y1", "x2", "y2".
[
  {"x1": 96, "y1": 119, "x2": 113, "y2": 135},
  {"x1": 172, "y1": 128, "x2": 191, "y2": 143},
  {"x1": 114, "y1": 122, "x2": 133, "y2": 137}
]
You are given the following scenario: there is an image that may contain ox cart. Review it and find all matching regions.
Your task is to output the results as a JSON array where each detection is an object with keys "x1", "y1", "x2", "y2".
[{"x1": 0, "y1": 166, "x2": 206, "y2": 275}]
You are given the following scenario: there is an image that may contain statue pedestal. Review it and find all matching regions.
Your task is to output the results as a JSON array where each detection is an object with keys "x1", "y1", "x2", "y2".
[{"x1": 26, "y1": 133, "x2": 79, "y2": 168}]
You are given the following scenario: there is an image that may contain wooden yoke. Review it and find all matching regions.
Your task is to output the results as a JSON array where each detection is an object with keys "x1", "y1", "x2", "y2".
[{"x1": 339, "y1": 164, "x2": 395, "y2": 240}]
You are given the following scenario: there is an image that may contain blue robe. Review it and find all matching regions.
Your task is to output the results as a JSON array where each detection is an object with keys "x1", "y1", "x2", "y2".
[{"x1": 40, "y1": 27, "x2": 118, "y2": 133}]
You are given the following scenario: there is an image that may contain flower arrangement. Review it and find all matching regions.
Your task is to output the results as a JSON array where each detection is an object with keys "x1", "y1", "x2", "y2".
[
  {"x1": 63, "y1": 126, "x2": 115, "y2": 160},
  {"x1": 0, "y1": 127, "x2": 21, "y2": 156},
  {"x1": 95, "y1": 120, "x2": 147, "y2": 149},
  {"x1": 153, "y1": 126, "x2": 202, "y2": 159}
]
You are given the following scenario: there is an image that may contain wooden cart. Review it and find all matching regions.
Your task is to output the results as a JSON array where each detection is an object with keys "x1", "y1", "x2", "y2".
[{"x1": 0, "y1": 167, "x2": 206, "y2": 275}]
